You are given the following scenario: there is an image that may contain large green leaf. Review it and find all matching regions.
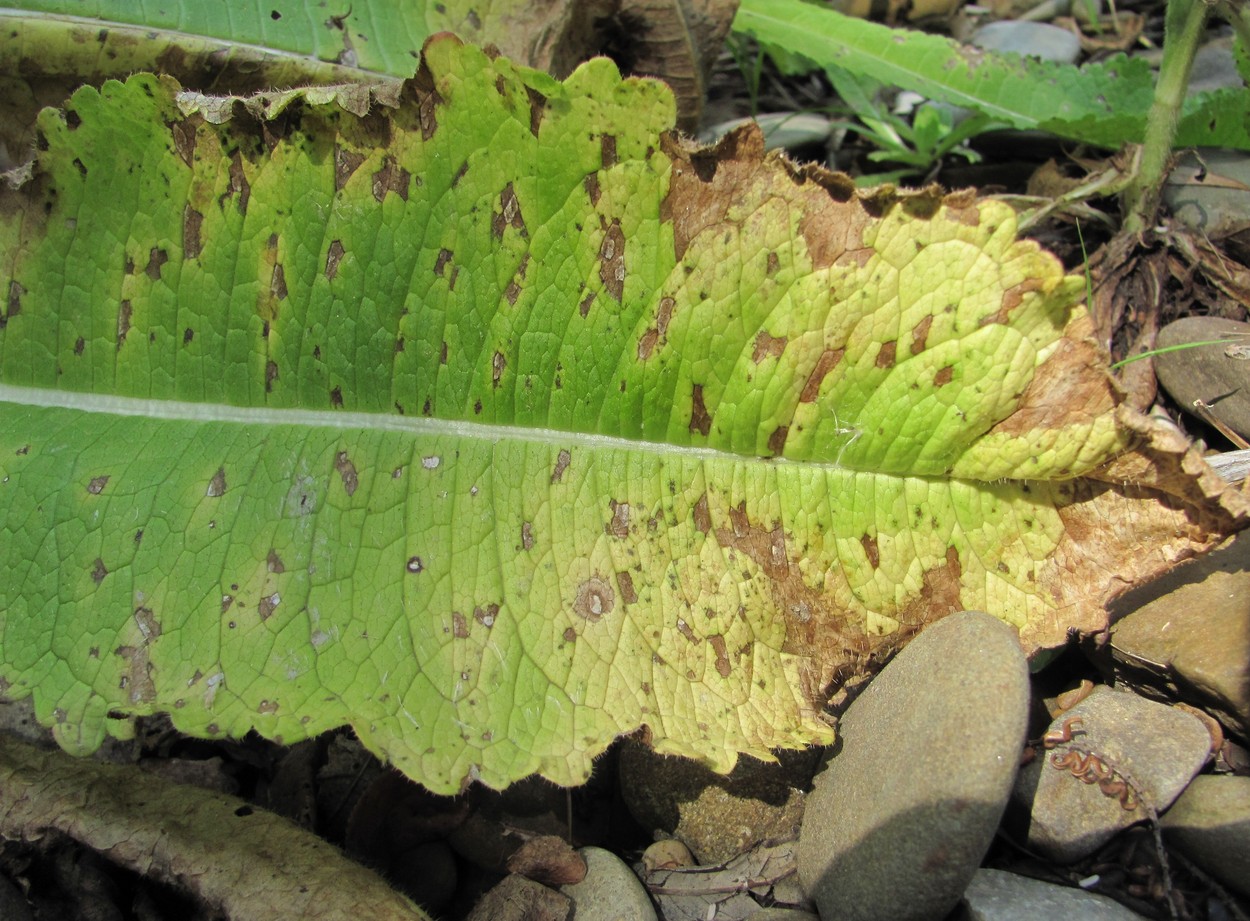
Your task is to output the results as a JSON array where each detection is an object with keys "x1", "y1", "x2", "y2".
[{"x1": 0, "y1": 37, "x2": 1242, "y2": 793}]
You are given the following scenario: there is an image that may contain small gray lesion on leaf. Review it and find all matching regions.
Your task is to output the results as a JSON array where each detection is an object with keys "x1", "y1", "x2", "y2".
[
  {"x1": 90, "y1": 557, "x2": 108, "y2": 585},
  {"x1": 453, "y1": 611, "x2": 469, "y2": 638},
  {"x1": 520, "y1": 521, "x2": 535, "y2": 551},
  {"x1": 584, "y1": 173, "x2": 600, "y2": 206},
  {"x1": 2, "y1": 280, "x2": 24, "y2": 329},
  {"x1": 265, "y1": 360, "x2": 279, "y2": 393},
  {"x1": 73, "y1": 337, "x2": 85, "y2": 356},
  {"x1": 87, "y1": 475, "x2": 109, "y2": 495},
  {"x1": 434, "y1": 247, "x2": 453, "y2": 277},
  {"x1": 116, "y1": 300, "x2": 132, "y2": 350},
  {"x1": 492, "y1": 351, "x2": 506, "y2": 388},
  {"x1": 474, "y1": 604, "x2": 498, "y2": 628},
  {"x1": 206, "y1": 466, "x2": 227, "y2": 497},
  {"x1": 171, "y1": 119, "x2": 196, "y2": 167},
  {"x1": 525, "y1": 85, "x2": 546, "y2": 138},
  {"x1": 334, "y1": 451, "x2": 358, "y2": 496},
  {"x1": 266, "y1": 549, "x2": 285, "y2": 574}
]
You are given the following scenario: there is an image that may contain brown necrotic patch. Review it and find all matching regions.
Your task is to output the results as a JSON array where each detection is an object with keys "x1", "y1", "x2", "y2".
[
  {"x1": 434, "y1": 248, "x2": 453, "y2": 277},
  {"x1": 453, "y1": 611, "x2": 469, "y2": 638},
  {"x1": 752, "y1": 330, "x2": 788, "y2": 363},
  {"x1": 258, "y1": 593, "x2": 280, "y2": 620},
  {"x1": 266, "y1": 549, "x2": 285, "y2": 573},
  {"x1": 116, "y1": 300, "x2": 132, "y2": 349},
  {"x1": 171, "y1": 120, "x2": 196, "y2": 167},
  {"x1": 224, "y1": 152, "x2": 250, "y2": 214},
  {"x1": 693, "y1": 493, "x2": 711, "y2": 534},
  {"x1": 579, "y1": 291, "x2": 595, "y2": 318},
  {"x1": 372, "y1": 157, "x2": 410, "y2": 202},
  {"x1": 451, "y1": 160, "x2": 469, "y2": 187},
  {"x1": 800, "y1": 348, "x2": 844, "y2": 403},
  {"x1": 526, "y1": 85, "x2": 546, "y2": 137},
  {"x1": 492, "y1": 182, "x2": 526, "y2": 238},
  {"x1": 599, "y1": 218, "x2": 626, "y2": 302},
  {"x1": 875, "y1": 340, "x2": 897, "y2": 369},
  {"x1": 474, "y1": 604, "x2": 499, "y2": 627},
  {"x1": 330, "y1": 386, "x2": 344, "y2": 407},
  {"x1": 689, "y1": 384, "x2": 712, "y2": 436},
  {"x1": 617, "y1": 571, "x2": 637, "y2": 605},
  {"x1": 520, "y1": 521, "x2": 535, "y2": 551},
  {"x1": 334, "y1": 451, "x2": 358, "y2": 496},
  {"x1": 584, "y1": 173, "x2": 600, "y2": 206},
  {"x1": 265, "y1": 360, "x2": 279, "y2": 392},
  {"x1": 768, "y1": 425, "x2": 789, "y2": 456},
  {"x1": 270, "y1": 262, "x2": 288, "y2": 301},
  {"x1": 905, "y1": 318, "x2": 932, "y2": 358},
  {"x1": 574, "y1": 576, "x2": 614, "y2": 621},
  {"x1": 637, "y1": 329, "x2": 658, "y2": 360},
  {"x1": 74, "y1": 337, "x2": 84, "y2": 356},
  {"x1": 325, "y1": 240, "x2": 345, "y2": 279},
  {"x1": 860, "y1": 533, "x2": 880, "y2": 569},
  {"x1": 600, "y1": 134, "x2": 617, "y2": 169},
  {"x1": 87, "y1": 475, "x2": 109, "y2": 495},
  {"x1": 492, "y1": 351, "x2": 506, "y2": 387},
  {"x1": 708, "y1": 634, "x2": 732, "y2": 677},
  {"x1": 606, "y1": 499, "x2": 630, "y2": 538},
  {"x1": 983, "y1": 276, "x2": 1045, "y2": 327},
  {"x1": 183, "y1": 205, "x2": 204, "y2": 259},
  {"x1": 334, "y1": 147, "x2": 365, "y2": 190},
  {"x1": 551, "y1": 449, "x2": 571, "y2": 484},
  {"x1": 91, "y1": 558, "x2": 108, "y2": 585},
  {"x1": 145, "y1": 247, "x2": 168, "y2": 281},
  {"x1": 934, "y1": 365, "x2": 954, "y2": 388},
  {"x1": 206, "y1": 466, "x2": 227, "y2": 497}
]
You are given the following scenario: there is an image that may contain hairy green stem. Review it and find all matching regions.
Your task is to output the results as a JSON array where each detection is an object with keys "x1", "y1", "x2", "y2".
[{"x1": 1122, "y1": 0, "x2": 1212, "y2": 234}]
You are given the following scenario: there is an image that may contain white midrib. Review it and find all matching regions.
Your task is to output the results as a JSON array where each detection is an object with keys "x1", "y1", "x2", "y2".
[{"x1": 0, "y1": 383, "x2": 840, "y2": 469}]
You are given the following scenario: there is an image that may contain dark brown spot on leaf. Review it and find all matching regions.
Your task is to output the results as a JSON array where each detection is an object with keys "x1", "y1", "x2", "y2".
[
  {"x1": 335, "y1": 451, "x2": 358, "y2": 496},
  {"x1": 474, "y1": 604, "x2": 499, "y2": 627},
  {"x1": 406, "y1": 556, "x2": 424, "y2": 574},
  {"x1": 372, "y1": 157, "x2": 410, "y2": 202},
  {"x1": 875, "y1": 340, "x2": 897, "y2": 369},
  {"x1": 525, "y1": 85, "x2": 546, "y2": 137},
  {"x1": 752, "y1": 331, "x2": 787, "y2": 363},
  {"x1": 270, "y1": 262, "x2": 287, "y2": 301},
  {"x1": 504, "y1": 280, "x2": 521, "y2": 305},
  {"x1": 145, "y1": 247, "x2": 168, "y2": 281},
  {"x1": 574, "y1": 576, "x2": 614, "y2": 621},
  {"x1": 265, "y1": 360, "x2": 279, "y2": 392},
  {"x1": 656, "y1": 296, "x2": 675, "y2": 335},
  {"x1": 267, "y1": 549, "x2": 285, "y2": 574},
  {"x1": 492, "y1": 351, "x2": 506, "y2": 387},
  {"x1": 452, "y1": 160, "x2": 469, "y2": 187},
  {"x1": 521, "y1": 522, "x2": 535, "y2": 551},
  {"x1": 183, "y1": 206, "x2": 203, "y2": 259},
  {"x1": 689, "y1": 384, "x2": 712, "y2": 436},
  {"x1": 563, "y1": 626, "x2": 577, "y2": 643},
  {"x1": 584, "y1": 173, "x2": 600, "y2": 206},
  {"x1": 334, "y1": 147, "x2": 365, "y2": 191},
  {"x1": 599, "y1": 219, "x2": 626, "y2": 302},
  {"x1": 330, "y1": 386, "x2": 343, "y2": 408},
  {"x1": 172, "y1": 119, "x2": 196, "y2": 166},
  {"x1": 325, "y1": 240, "x2": 345, "y2": 279},
  {"x1": 551, "y1": 449, "x2": 571, "y2": 484},
  {"x1": 861, "y1": 533, "x2": 880, "y2": 569},
  {"x1": 911, "y1": 314, "x2": 933, "y2": 355},
  {"x1": 766, "y1": 251, "x2": 780, "y2": 275},
  {"x1": 800, "y1": 348, "x2": 844, "y2": 403},
  {"x1": 579, "y1": 291, "x2": 595, "y2": 318},
  {"x1": 259, "y1": 593, "x2": 280, "y2": 620},
  {"x1": 434, "y1": 248, "x2": 453, "y2": 277},
  {"x1": 934, "y1": 365, "x2": 954, "y2": 388},
  {"x1": 637, "y1": 328, "x2": 658, "y2": 360},
  {"x1": 91, "y1": 558, "x2": 108, "y2": 585},
  {"x1": 768, "y1": 425, "x2": 789, "y2": 456},
  {"x1": 984, "y1": 277, "x2": 1044, "y2": 327},
  {"x1": 601, "y1": 134, "x2": 617, "y2": 169},
  {"x1": 74, "y1": 337, "x2": 85, "y2": 356},
  {"x1": 617, "y1": 571, "x2": 637, "y2": 605},
  {"x1": 453, "y1": 611, "x2": 469, "y2": 638},
  {"x1": 87, "y1": 475, "x2": 109, "y2": 495},
  {"x1": 206, "y1": 467, "x2": 227, "y2": 497},
  {"x1": 709, "y1": 634, "x2": 731, "y2": 677}
]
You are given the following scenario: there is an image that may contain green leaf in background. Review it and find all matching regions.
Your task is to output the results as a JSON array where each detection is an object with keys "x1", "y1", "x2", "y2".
[
  {"x1": 733, "y1": 0, "x2": 1250, "y2": 152},
  {"x1": 0, "y1": 37, "x2": 1243, "y2": 793}
]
